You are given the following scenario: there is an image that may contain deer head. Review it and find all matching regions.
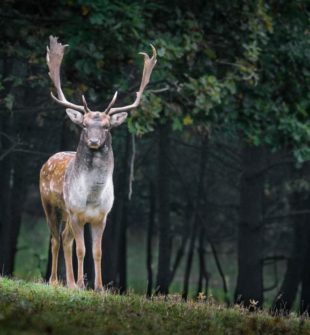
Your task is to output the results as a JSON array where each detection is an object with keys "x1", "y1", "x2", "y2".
[{"x1": 46, "y1": 35, "x2": 157, "y2": 149}]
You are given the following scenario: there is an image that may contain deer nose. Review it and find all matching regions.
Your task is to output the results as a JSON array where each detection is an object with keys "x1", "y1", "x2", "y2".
[{"x1": 88, "y1": 139, "x2": 100, "y2": 148}]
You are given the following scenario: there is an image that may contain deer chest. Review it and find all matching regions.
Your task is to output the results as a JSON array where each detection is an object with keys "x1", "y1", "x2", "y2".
[{"x1": 64, "y1": 172, "x2": 114, "y2": 219}]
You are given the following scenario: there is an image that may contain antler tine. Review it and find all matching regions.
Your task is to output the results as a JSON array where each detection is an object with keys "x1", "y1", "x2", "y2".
[
  {"x1": 47, "y1": 35, "x2": 85, "y2": 113},
  {"x1": 108, "y1": 45, "x2": 157, "y2": 115},
  {"x1": 103, "y1": 91, "x2": 118, "y2": 114},
  {"x1": 82, "y1": 95, "x2": 91, "y2": 113}
]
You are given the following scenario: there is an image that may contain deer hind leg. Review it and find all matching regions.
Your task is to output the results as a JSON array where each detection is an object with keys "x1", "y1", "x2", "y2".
[
  {"x1": 62, "y1": 222, "x2": 76, "y2": 289},
  {"x1": 70, "y1": 215, "x2": 86, "y2": 289},
  {"x1": 42, "y1": 200, "x2": 60, "y2": 285},
  {"x1": 50, "y1": 235, "x2": 60, "y2": 285},
  {"x1": 91, "y1": 218, "x2": 106, "y2": 291}
]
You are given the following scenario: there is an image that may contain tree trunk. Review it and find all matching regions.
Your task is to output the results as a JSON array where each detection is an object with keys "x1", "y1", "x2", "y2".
[
  {"x1": 155, "y1": 123, "x2": 172, "y2": 295},
  {"x1": 84, "y1": 224, "x2": 94, "y2": 288},
  {"x1": 0, "y1": 147, "x2": 13, "y2": 274},
  {"x1": 182, "y1": 216, "x2": 198, "y2": 300},
  {"x1": 118, "y1": 196, "x2": 128, "y2": 294},
  {"x1": 182, "y1": 137, "x2": 208, "y2": 300},
  {"x1": 146, "y1": 182, "x2": 155, "y2": 297},
  {"x1": 234, "y1": 145, "x2": 265, "y2": 308},
  {"x1": 196, "y1": 227, "x2": 209, "y2": 298},
  {"x1": 0, "y1": 152, "x2": 27, "y2": 274},
  {"x1": 102, "y1": 221, "x2": 117, "y2": 286},
  {"x1": 102, "y1": 129, "x2": 130, "y2": 291},
  {"x1": 210, "y1": 242, "x2": 230, "y2": 305},
  {"x1": 0, "y1": 59, "x2": 14, "y2": 275},
  {"x1": 116, "y1": 131, "x2": 132, "y2": 293},
  {"x1": 168, "y1": 204, "x2": 191, "y2": 287},
  {"x1": 272, "y1": 192, "x2": 309, "y2": 314},
  {"x1": 299, "y1": 181, "x2": 310, "y2": 314},
  {"x1": 300, "y1": 225, "x2": 310, "y2": 314},
  {"x1": 45, "y1": 241, "x2": 52, "y2": 281}
]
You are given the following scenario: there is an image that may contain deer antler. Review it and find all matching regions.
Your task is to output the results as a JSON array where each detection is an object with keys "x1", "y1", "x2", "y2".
[
  {"x1": 107, "y1": 45, "x2": 157, "y2": 115},
  {"x1": 103, "y1": 91, "x2": 118, "y2": 113},
  {"x1": 47, "y1": 35, "x2": 86, "y2": 113}
]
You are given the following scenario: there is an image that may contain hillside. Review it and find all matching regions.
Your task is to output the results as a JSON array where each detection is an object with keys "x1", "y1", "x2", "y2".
[{"x1": 0, "y1": 278, "x2": 309, "y2": 335}]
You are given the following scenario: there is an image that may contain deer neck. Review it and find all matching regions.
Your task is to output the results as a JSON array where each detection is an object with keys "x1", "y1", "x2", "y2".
[
  {"x1": 73, "y1": 132, "x2": 114, "y2": 182},
  {"x1": 63, "y1": 132, "x2": 115, "y2": 215}
]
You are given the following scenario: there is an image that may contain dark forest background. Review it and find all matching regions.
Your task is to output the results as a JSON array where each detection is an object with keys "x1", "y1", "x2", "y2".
[{"x1": 0, "y1": 0, "x2": 309, "y2": 314}]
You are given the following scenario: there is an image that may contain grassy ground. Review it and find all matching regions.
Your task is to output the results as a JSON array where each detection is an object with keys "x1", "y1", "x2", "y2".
[{"x1": 0, "y1": 278, "x2": 309, "y2": 335}]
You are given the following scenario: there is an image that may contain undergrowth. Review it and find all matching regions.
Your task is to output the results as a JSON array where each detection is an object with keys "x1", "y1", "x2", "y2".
[{"x1": 0, "y1": 277, "x2": 309, "y2": 335}]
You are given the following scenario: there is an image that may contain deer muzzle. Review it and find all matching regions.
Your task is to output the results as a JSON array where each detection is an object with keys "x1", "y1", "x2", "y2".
[{"x1": 88, "y1": 139, "x2": 101, "y2": 149}]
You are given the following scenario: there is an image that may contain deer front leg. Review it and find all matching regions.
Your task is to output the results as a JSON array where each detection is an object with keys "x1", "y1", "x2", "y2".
[
  {"x1": 91, "y1": 219, "x2": 106, "y2": 291},
  {"x1": 62, "y1": 224, "x2": 76, "y2": 289},
  {"x1": 70, "y1": 215, "x2": 86, "y2": 289}
]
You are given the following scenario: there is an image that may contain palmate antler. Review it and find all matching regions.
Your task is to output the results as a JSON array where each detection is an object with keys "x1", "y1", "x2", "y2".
[
  {"x1": 107, "y1": 45, "x2": 157, "y2": 115},
  {"x1": 47, "y1": 35, "x2": 157, "y2": 115},
  {"x1": 47, "y1": 36, "x2": 86, "y2": 113}
]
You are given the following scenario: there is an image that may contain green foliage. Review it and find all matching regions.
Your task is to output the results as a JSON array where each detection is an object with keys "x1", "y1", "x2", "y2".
[
  {"x1": 0, "y1": 278, "x2": 309, "y2": 335},
  {"x1": 0, "y1": 0, "x2": 309, "y2": 160},
  {"x1": 3, "y1": 94, "x2": 14, "y2": 111},
  {"x1": 150, "y1": 1, "x2": 310, "y2": 161},
  {"x1": 127, "y1": 93, "x2": 162, "y2": 136}
]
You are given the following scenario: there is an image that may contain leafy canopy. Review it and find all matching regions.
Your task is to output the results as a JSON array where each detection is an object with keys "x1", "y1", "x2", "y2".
[{"x1": 1, "y1": 0, "x2": 309, "y2": 160}]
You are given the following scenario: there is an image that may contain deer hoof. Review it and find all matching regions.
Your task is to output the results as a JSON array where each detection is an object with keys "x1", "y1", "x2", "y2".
[
  {"x1": 77, "y1": 280, "x2": 85, "y2": 290},
  {"x1": 67, "y1": 282, "x2": 78, "y2": 289},
  {"x1": 49, "y1": 279, "x2": 59, "y2": 286}
]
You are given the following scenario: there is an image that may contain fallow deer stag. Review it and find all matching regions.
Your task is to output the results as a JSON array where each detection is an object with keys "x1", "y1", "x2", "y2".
[{"x1": 40, "y1": 36, "x2": 156, "y2": 290}]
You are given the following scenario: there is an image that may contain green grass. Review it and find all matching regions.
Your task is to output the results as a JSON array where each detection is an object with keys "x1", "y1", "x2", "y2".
[{"x1": 0, "y1": 278, "x2": 309, "y2": 335}]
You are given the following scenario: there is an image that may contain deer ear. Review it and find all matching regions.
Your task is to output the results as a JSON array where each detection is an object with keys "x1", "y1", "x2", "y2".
[
  {"x1": 110, "y1": 112, "x2": 128, "y2": 128},
  {"x1": 66, "y1": 109, "x2": 84, "y2": 126}
]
